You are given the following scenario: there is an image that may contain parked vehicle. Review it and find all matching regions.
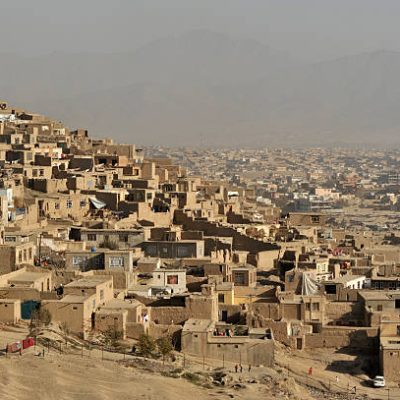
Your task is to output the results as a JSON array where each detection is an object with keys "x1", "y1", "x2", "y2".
[{"x1": 372, "y1": 376, "x2": 385, "y2": 388}]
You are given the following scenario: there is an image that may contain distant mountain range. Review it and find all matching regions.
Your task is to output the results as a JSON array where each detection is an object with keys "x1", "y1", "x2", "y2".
[{"x1": 1, "y1": 30, "x2": 400, "y2": 147}]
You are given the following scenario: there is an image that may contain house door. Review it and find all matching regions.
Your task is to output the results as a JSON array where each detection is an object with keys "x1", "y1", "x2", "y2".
[
  {"x1": 296, "y1": 338, "x2": 303, "y2": 350},
  {"x1": 91, "y1": 312, "x2": 95, "y2": 329},
  {"x1": 221, "y1": 310, "x2": 228, "y2": 322}
]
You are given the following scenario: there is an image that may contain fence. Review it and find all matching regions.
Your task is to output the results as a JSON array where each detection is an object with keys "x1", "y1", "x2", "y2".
[{"x1": 278, "y1": 359, "x2": 400, "y2": 400}]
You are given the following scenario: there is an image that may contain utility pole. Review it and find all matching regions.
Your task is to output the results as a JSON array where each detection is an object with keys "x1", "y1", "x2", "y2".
[{"x1": 38, "y1": 233, "x2": 42, "y2": 266}]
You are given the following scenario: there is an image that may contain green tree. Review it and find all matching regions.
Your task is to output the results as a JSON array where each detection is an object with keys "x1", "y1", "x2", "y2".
[
  {"x1": 156, "y1": 335, "x2": 174, "y2": 364},
  {"x1": 101, "y1": 327, "x2": 123, "y2": 349},
  {"x1": 137, "y1": 333, "x2": 156, "y2": 357}
]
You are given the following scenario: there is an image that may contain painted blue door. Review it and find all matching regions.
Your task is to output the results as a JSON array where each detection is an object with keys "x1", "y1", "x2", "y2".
[{"x1": 21, "y1": 301, "x2": 40, "y2": 320}]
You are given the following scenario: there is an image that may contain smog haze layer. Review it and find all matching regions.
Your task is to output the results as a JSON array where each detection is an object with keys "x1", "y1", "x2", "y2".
[{"x1": 2, "y1": 0, "x2": 400, "y2": 147}]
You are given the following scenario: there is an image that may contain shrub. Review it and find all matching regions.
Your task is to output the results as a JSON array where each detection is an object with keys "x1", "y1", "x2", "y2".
[
  {"x1": 137, "y1": 334, "x2": 156, "y2": 357},
  {"x1": 101, "y1": 327, "x2": 123, "y2": 348},
  {"x1": 30, "y1": 308, "x2": 52, "y2": 329},
  {"x1": 156, "y1": 335, "x2": 174, "y2": 362}
]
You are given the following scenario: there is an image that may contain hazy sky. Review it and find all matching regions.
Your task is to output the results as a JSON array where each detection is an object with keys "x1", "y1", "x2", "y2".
[{"x1": 2, "y1": 0, "x2": 400, "y2": 61}]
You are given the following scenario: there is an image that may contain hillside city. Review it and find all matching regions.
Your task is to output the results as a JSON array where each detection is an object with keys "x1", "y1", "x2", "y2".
[{"x1": 1, "y1": 101, "x2": 400, "y2": 399}]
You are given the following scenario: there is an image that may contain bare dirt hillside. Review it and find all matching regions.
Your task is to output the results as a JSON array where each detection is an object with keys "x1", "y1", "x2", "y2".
[{"x1": 0, "y1": 350, "x2": 310, "y2": 400}]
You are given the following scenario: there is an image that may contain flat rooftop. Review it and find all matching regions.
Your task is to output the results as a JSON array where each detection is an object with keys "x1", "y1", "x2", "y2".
[
  {"x1": 359, "y1": 291, "x2": 400, "y2": 301},
  {"x1": 100, "y1": 299, "x2": 142, "y2": 309},
  {"x1": 0, "y1": 299, "x2": 20, "y2": 303},
  {"x1": 381, "y1": 336, "x2": 400, "y2": 349},
  {"x1": 328, "y1": 274, "x2": 365, "y2": 284},
  {"x1": 65, "y1": 276, "x2": 112, "y2": 288},
  {"x1": 183, "y1": 319, "x2": 213, "y2": 333},
  {"x1": 8, "y1": 271, "x2": 49, "y2": 283},
  {"x1": 60, "y1": 294, "x2": 94, "y2": 303}
]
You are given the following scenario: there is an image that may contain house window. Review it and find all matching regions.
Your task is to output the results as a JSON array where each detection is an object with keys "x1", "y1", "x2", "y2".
[
  {"x1": 305, "y1": 303, "x2": 311, "y2": 311},
  {"x1": 218, "y1": 294, "x2": 225, "y2": 303},
  {"x1": 72, "y1": 256, "x2": 88, "y2": 266},
  {"x1": 167, "y1": 275, "x2": 178, "y2": 285},
  {"x1": 234, "y1": 273, "x2": 245, "y2": 285},
  {"x1": 87, "y1": 234, "x2": 97, "y2": 241},
  {"x1": 119, "y1": 234, "x2": 128, "y2": 242},
  {"x1": 55, "y1": 203, "x2": 60, "y2": 210},
  {"x1": 66, "y1": 200, "x2": 72, "y2": 209},
  {"x1": 312, "y1": 303, "x2": 320, "y2": 311},
  {"x1": 377, "y1": 305, "x2": 383, "y2": 311},
  {"x1": 100, "y1": 289, "x2": 104, "y2": 301},
  {"x1": 80, "y1": 200, "x2": 86, "y2": 208},
  {"x1": 311, "y1": 216, "x2": 320, "y2": 224},
  {"x1": 109, "y1": 257, "x2": 124, "y2": 267}
]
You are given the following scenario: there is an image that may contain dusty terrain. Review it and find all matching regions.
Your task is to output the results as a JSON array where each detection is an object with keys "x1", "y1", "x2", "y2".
[
  {"x1": 0, "y1": 325, "x2": 396, "y2": 400},
  {"x1": 0, "y1": 347, "x2": 309, "y2": 400}
]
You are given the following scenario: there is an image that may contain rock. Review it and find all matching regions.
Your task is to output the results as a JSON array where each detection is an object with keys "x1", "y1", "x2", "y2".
[{"x1": 232, "y1": 383, "x2": 246, "y2": 389}]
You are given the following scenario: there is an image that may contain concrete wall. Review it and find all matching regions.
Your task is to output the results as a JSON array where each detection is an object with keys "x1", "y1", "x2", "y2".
[
  {"x1": 304, "y1": 326, "x2": 378, "y2": 349},
  {"x1": 0, "y1": 300, "x2": 21, "y2": 324},
  {"x1": 149, "y1": 295, "x2": 218, "y2": 325},
  {"x1": 42, "y1": 297, "x2": 94, "y2": 338},
  {"x1": 381, "y1": 348, "x2": 400, "y2": 382},
  {"x1": 64, "y1": 278, "x2": 113, "y2": 307},
  {"x1": 325, "y1": 301, "x2": 364, "y2": 324},
  {"x1": 141, "y1": 241, "x2": 203, "y2": 259},
  {"x1": 247, "y1": 302, "x2": 280, "y2": 327},
  {"x1": 182, "y1": 330, "x2": 274, "y2": 367},
  {"x1": 0, "y1": 246, "x2": 16, "y2": 274},
  {"x1": 0, "y1": 287, "x2": 41, "y2": 301},
  {"x1": 95, "y1": 310, "x2": 128, "y2": 340}
]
